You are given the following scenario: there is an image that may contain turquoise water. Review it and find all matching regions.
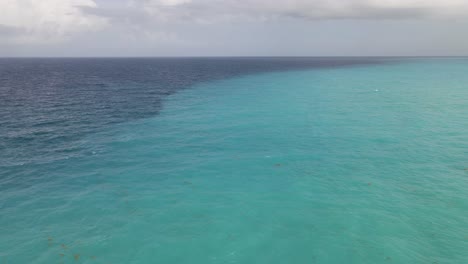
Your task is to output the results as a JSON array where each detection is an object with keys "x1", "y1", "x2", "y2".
[{"x1": 1, "y1": 59, "x2": 468, "y2": 263}]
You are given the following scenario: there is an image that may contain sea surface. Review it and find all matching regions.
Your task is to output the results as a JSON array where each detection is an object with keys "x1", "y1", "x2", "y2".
[{"x1": 1, "y1": 58, "x2": 467, "y2": 263}]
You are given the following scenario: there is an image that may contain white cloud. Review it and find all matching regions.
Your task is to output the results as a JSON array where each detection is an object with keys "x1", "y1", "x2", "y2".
[{"x1": 0, "y1": 0, "x2": 107, "y2": 44}]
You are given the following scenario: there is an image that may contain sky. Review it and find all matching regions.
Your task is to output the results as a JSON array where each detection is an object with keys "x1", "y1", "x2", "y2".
[{"x1": 1, "y1": 0, "x2": 468, "y2": 57}]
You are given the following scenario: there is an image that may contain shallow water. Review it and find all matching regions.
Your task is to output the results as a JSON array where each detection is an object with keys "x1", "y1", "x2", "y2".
[{"x1": 1, "y1": 58, "x2": 468, "y2": 263}]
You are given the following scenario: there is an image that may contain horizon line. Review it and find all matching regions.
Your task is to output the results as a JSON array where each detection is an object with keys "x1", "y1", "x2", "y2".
[{"x1": 1, "y1": 55, "x2": 468, "y2": 59}]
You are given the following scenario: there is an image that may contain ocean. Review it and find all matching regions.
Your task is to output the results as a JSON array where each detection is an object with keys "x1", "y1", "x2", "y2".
[{"x1": 1, "y1": 58, "x2": 467, "y2": 263}]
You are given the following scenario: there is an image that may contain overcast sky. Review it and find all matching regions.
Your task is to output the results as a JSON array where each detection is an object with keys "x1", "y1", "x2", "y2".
[{"x1": 1, "y1": 0, "x2": 468, "y2": 57}]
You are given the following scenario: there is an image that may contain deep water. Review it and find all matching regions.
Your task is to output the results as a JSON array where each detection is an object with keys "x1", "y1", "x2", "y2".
[{"x1": 1, "y1": 58, "x2": 467, "y2": 263}]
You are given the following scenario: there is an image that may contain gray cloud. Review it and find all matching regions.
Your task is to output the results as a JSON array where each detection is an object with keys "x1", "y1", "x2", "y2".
[
  {"x1": 2, "y1": 0, "x2": 468, "y2": 56},
  {"x1": 0, "y1": 24, "x2": 25, "y2": 36},
  {"x1": 130, "y1": 0, "x2": 468, "y2": 22}
]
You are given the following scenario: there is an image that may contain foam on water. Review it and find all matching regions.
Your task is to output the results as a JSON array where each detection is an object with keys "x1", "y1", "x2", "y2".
[{"x1": 1, "y1": 59, "x2": 468, "y2": 263}]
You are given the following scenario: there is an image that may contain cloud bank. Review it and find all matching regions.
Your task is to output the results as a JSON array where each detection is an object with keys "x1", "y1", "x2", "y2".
[
  {"x1": 142, "y1": 0, "x2": 468, "y2": 21},
  {"x1": 1, "y1": 0, "x2": 468, "y2": 47}
]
